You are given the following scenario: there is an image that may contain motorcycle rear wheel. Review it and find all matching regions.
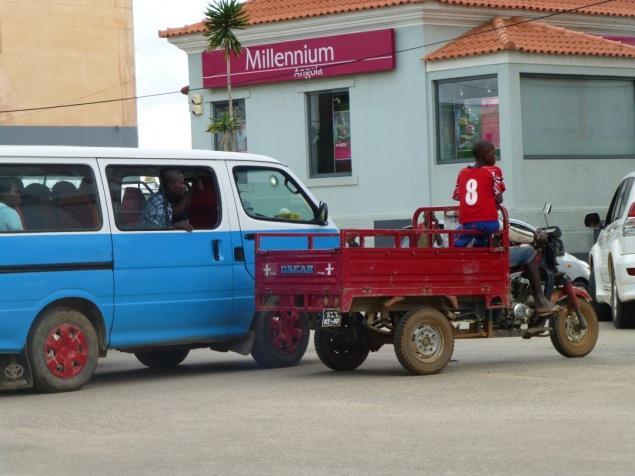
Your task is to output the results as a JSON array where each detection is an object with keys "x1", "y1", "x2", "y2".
[
  {"x1": 314, "y1": 314, "x2": 369, "y2": 371},
  {"x1": 550, "y1": 299, "x2": 599, "y2": 358}
]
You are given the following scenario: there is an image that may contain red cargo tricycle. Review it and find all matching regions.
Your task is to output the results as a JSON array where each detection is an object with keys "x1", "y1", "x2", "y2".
[{"x1": 254, "y1": 206, "x2": 598, "y2": 375}]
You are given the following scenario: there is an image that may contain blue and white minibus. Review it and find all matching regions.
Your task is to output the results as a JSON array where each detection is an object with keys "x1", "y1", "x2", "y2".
[{"x1": 0, "y1": 146, "x2": 336, "y2": 392}]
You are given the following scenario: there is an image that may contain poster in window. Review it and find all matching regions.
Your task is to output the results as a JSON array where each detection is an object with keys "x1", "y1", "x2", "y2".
[
  {"x1": 454, "y1": 97, "x2": 500, "y2": 159},
  {"x1": 479, "y1": 97, "x2": 500, "y2": 146},
  {"x1": 236, "y1": 122, "x2": 248, "y2": 153},
  {"x1": 333, "y1": 110, "x2": 351, "y2": 160}
]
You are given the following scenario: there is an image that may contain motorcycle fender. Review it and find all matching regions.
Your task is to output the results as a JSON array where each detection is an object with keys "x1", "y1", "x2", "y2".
[
  {"x1": 0, "y1": 348, "x2": 33, "y2": 391},
  {"x1": 551, "y1": 287, "x2": 592, "y2": 304}
]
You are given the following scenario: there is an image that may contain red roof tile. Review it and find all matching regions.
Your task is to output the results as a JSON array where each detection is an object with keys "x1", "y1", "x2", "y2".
[
  {"x1": 245, "y1": 0, "x2": 425, "y2": 24},
  {"x1": 439, "y1": 0, "x2": 635, "y2": 18},
  {"x1": 160, "y1": 22, "x2": 207, "y2": 39},
  {"x1": 159, "y1": 0, "x2": 425, "y2": 38},
  {"x1": 159, "y1": 0, "x2": 635, "y2": 38},
  {"x1": 426, "y1": 16, "x2": 635, "y2": 60}
]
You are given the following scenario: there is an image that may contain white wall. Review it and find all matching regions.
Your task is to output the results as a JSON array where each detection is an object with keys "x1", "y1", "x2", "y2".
[
  {"x1": 426, "y1": 58, "x2": 635, "y2": 253},
  {"x1": 189, "y1": 25, "x2": 432, "y2": 229},
  {"x1": 183, "y1": 18, "x2": 635, "y2": 255}
]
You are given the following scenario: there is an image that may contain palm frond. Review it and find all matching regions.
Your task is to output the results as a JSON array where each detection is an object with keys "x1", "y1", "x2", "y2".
[
  {"x1": 204, "y1": 0, "x2": 249, "y2": 57},
  {"x1": 207, "y1": 111, "x2": 241, "y2": 151},
  {"x1": 207, "y1": 112, "x2": 241, "y2": 134}
]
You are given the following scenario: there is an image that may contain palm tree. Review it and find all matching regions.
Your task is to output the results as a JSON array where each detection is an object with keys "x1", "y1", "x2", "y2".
[
  {"x1": 206, "y1": 111, "x2": 240, "y2": 151},
  {"x1": 204, "y1": 0, "x2": 249, "y2": 151}
]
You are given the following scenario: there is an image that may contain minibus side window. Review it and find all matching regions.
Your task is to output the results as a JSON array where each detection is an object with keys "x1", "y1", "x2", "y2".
[
  {"x1": 233, "y1": 166, "x2": 317, "y2": 223},
  {"x1": 105, "y1": 165, "x2": 221, "y2": 231},
  {"x1": 0, "y1": 164, "x2": 101, "y2": 233}
]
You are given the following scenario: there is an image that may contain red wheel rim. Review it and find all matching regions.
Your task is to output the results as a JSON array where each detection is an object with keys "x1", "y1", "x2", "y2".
[
  {"x1": 43, "y1": 324, "x2": 89, "y2": 379},
  {"x1": 267, "y1": 311, "x2": 303, "y2": 355}
]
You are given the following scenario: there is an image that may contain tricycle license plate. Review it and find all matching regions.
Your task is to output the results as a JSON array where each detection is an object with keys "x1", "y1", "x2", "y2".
[{"x1": 322, "y1": 309, "x2": 342, "y2": 327}]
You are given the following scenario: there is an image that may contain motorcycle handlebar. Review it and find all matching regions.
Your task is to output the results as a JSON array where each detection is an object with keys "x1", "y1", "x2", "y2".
[{"x1": 543, "y1": 226, "x2": 562, "y2": 239}]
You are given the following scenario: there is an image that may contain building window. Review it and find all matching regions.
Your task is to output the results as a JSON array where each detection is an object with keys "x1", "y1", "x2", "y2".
[
  {"x1": 308, "y1": 90, "x2": 352, "y2": 177},
  {"x1": 0, "y1": 164, "x2": 101, "y2": 233},
  {"x1": 435, "y1": 76, "x2": 499, "y2": 163},
  {"x1": 212, "y1": 99, "x2": 247, "y2": 152},
  {"x1": 521, "y1": 76, "x2": 635, "y2": 159}
]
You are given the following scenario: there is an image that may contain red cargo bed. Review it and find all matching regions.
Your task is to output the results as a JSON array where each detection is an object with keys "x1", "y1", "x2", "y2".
[{"x1": 255, "y1": 206, "x2": 510, "y2": 314}]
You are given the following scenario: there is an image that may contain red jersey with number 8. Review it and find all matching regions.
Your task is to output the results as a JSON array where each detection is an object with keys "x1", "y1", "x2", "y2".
[{"x1": 453, "y1": 165, "x2": 505, "y2": 223}]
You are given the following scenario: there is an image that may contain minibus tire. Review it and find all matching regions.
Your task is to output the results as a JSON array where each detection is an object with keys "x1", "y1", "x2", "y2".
[
  {"x1": 135, "y1": 348, "x2": 190, "y2": 369},
  {"x1": 28, "y1": 308, "x2": 99, "y2": 393},
  {"x1": 251, "y1": 311, "x2": 310, "y2": 368}
]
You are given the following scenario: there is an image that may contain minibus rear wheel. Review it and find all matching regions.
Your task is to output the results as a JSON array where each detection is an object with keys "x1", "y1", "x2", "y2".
[
  {"x1": 28, "y1": 307, "x2": 99, "y2": 393},
  {"x1": 251, "y1": 310, "x2": 309, "y2": 368}
]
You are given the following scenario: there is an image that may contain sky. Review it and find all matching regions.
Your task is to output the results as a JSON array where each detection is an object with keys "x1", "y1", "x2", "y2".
[{"x1": 133, "y1": 0, "x2": 211, "y2": 149}]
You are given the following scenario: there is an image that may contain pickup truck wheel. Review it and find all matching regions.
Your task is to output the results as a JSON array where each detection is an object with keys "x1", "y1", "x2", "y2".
[
  {"x1": 394, "y1": 307, "x2": 453, "y2": 375},
  {"x1": 251, "y1": 310, "x2": 309, "y2": 368},
  {"x1": 314, "y1": 315, "x2": 369, "y2": 371},
  {"x1": 28, "y1": 308, "x2": 98, "y2": 393},
  {"x1": 572, "y1": 279, "x2": 588, "y2": 293},
  {"x1": 611, "y1": 269, "x2": 635, "y2": 329},
  {"x1": 589, "y1": 264, "x2": 611, "y2": 321},
  {"x1": 550, "y1": 300, "x2": 599, "y2": 358},
  {"x1": 135, "y1": 348, "x2": 189, "y2": 369}
]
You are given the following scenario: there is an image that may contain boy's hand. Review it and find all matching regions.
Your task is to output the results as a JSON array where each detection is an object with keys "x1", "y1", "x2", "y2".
[
  {"x1": 173, "y1": 220, "x2": 193, "y2": 232},
  {"x1": 535, "y1": 229, "x2": 548, "y2": 246}
]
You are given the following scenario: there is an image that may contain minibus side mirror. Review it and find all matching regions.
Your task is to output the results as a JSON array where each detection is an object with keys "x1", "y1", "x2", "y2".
[{"x1": 317, "y1": 202, "x2": 329, "y2": 225}]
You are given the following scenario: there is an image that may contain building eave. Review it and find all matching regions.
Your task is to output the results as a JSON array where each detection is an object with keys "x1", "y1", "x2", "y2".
[
  {"x1": 425, "y1": 50, "x2": 635, "y2": 72},
  {"x1": 167, "y1": 2, "x2": 635, "y2": 56}
]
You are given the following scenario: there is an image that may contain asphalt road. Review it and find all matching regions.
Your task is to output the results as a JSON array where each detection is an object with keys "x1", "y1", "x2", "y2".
[{"x1": 1, "y1": 322, "x2": 635, "y2": 476}]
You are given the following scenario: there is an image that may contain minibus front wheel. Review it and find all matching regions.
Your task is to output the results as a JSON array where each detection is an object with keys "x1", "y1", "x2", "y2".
[{"x1": 28, "y1": 307, "x2": 99, "y2": 393}]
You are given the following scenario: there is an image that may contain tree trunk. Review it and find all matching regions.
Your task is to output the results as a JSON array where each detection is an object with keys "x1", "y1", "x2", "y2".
[{"x1": 225, "y1": 54, "x2": 235, "y2": 152}]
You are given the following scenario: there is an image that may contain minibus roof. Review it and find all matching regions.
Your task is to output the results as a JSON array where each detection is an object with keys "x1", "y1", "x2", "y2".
[{"x1": 0, "y1": 146, "x2": 282, "y2": 165}]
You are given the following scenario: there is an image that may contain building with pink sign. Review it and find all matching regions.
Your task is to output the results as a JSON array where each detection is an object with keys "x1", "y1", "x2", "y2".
[{"x1": 161, "y1": 0, "x2": 635, "y2": 254}]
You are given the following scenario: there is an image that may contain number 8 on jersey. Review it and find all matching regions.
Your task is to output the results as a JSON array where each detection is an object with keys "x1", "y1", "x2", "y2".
[
  {"x1": 465, "y1": 179, "x2": 478, "y2": 206},
  {"x1": 453, "y1": 165, "x2": 506, "y2": 223}
]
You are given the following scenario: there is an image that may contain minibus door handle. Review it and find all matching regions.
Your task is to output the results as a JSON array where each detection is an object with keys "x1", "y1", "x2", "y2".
[
  {"x1": 212, "y1": 239, "x2": 222, "y2": 261},
  {"x1": 234, "y1": 246, "x2": 245, "y2": 262},
  {"x1": 244, "y1": 233, "x2": 256, "y2": 240}
]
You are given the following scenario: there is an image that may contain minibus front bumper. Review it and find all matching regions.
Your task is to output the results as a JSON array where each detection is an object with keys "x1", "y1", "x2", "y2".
[{"x1": 0, "y1": 349, "x2": 33, "y2": 390}]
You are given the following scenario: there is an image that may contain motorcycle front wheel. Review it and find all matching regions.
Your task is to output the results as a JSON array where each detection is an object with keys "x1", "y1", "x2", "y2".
[{"x1": 550, "y1": 299, "x2": 599, "y2": 358}]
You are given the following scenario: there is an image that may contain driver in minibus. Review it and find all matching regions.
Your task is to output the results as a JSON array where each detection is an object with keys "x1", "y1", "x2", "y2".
[{"x1": 141, "y1": 169, "x2": 201, "y2": 232}]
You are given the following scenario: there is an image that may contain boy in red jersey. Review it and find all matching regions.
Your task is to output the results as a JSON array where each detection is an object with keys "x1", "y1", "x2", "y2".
[
  {"x1": 452, "y1": 140, "x2": 559, "y2": 317},
  {"x1": 452, "y1": 140, "x2": 504, "y2": 247}
]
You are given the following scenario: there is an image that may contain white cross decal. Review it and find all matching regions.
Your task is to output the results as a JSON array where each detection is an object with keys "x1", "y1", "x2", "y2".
[
  {"x1": 325, "y1": 263, "x2": 334, "y2": 276},
  {"x1": 264, "y1": 264, "x2": 272, "y2": 277}
]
